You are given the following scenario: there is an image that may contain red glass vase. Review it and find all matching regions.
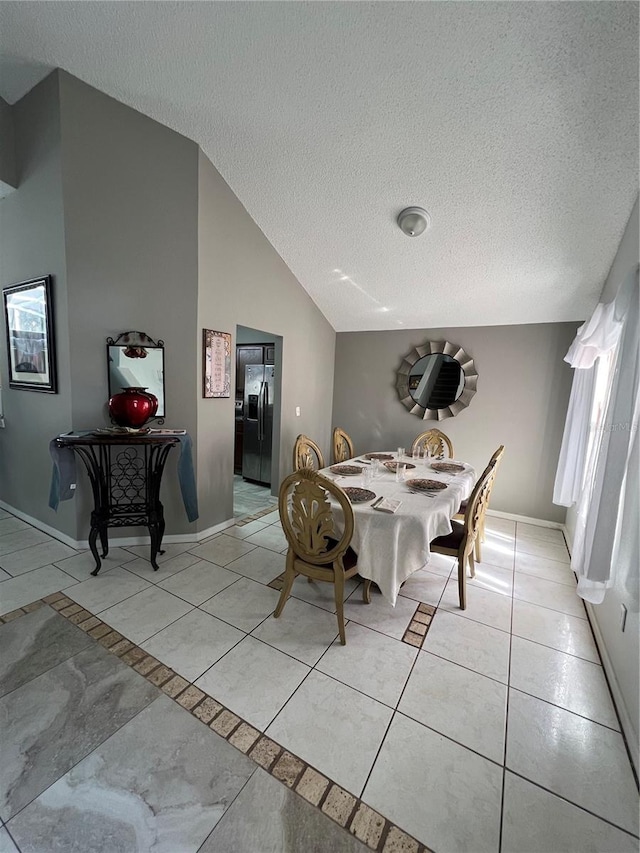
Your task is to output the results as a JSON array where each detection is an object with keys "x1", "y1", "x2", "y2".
[{"x1": 108, "y1": 387, "x2": 158, "y2": 428}]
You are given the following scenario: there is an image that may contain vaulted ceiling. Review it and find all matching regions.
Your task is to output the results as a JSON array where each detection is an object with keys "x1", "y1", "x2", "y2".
[{"x1": 0, "y1": 2, "x2": 637, "y2": 331}]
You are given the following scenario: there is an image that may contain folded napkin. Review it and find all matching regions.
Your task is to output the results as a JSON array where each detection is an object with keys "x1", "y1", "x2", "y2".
[{"x1": 374, "y1": 497, "x2": 402, "y2": 514}]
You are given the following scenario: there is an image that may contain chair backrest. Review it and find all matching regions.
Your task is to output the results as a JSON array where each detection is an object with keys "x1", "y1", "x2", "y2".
[
  {"x1": 484, "y1": 445, "x2": 505, "y2": 508},
  {"x1": 462, "y1": 460, "x2": 496, "y2": 547},
  {"x1": 332, "y1": 427, "x2": 354, "y2": 464},
  {"x1": 411, "y1": 428, "x2": 454, "y2": 459},
  {"x1": 278, "y1": 468, "x2": 354, "y2": 567},
  {"x1": 293, "y1": 434, "x2": 325, "y2": 471}
]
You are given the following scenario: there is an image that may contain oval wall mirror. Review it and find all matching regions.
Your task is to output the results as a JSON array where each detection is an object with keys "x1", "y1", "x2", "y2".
[{"x1": 396, "y1": 340, "x2": 477, "y2": 420}]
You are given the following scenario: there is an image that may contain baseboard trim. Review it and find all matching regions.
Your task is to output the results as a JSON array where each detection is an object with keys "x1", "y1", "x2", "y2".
[
  {"x1": 0, "y1": 500, "x2": 235, "y2": 550},
  {"x1": 486, "y1": 509, "x2": 564, "y2": 529},
  {"x1": 584, "y1": 600, "x2": 639, "y2": 777}
]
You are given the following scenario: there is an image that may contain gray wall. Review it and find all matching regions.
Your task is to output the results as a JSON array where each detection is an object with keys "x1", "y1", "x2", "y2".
[
  {"x1": 197, "y1": 148, "x2": 336, "y2": 528},
  {"x1": 567, "y1": 195, "x2": 638, "y2": 758},
  {"x1": 333, "y1": 322, "x2": 576, "y2": 522},
  {"x1": 0, "y1": 73, "x2": 76, "y2": 538},
  {"x1": 0, "y1": 96, "x2": 17, "y2": 193},
  {"x1": 58, "y1": 72, "x2": 200, "y2": 536}
]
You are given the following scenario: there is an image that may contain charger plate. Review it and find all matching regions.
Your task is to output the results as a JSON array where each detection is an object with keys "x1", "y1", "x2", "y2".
[
  {"x1": 343, "y1": 487, "x2": 376, "y2": 503},
  {"x1": 406, "y1": 478, "x2": 447, "y2": 492},
  {"x1": 330, "y1": 465, "x2": 363, "y2": 476},
  {"x1": 384, "y1": 461, "x2": 416, "y2": 472},
  {"x1": 431, "y1": 461, "x2": 465, "y2": 473}
]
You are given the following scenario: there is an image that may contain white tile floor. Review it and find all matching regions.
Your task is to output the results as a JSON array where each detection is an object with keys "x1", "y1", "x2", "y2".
[{"x1": 0, "y1": 510, "x2": 638, "y2": 853}]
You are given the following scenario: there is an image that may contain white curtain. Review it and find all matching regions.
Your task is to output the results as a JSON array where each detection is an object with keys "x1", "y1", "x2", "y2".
[
  {"x1": 553, "y1": 301, "x2": 621, "y2": 507},
  {"x1": 555, "y1": 266, "x2": 639, "y2": 603}
]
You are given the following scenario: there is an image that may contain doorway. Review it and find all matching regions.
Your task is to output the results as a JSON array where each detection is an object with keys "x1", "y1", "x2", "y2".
[{"x1": 233, "y1": 325, "x2": 282, "y2": 519}]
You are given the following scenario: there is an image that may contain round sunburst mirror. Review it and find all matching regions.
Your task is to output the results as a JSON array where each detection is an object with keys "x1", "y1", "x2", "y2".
[{"x1": 396, "y1": 341, "x2": 478, "y2": 420}]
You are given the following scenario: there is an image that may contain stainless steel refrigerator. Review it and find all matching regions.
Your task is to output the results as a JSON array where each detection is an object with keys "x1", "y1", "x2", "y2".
[{"x1": 242, "y1": 364, "x2": 275, "y2": 484}]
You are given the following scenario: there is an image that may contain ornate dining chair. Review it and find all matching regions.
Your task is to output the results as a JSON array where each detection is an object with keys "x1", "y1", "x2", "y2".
[
  {"x1": 411, "y1": 428, "x2": 454, "y2": 459},
  {"x1": 429, "y1": 460, "x2": 495, "y2": 609},
  {"x1": 332, "y1": 427, "x2": 355, "y2": 464},
  {"x1": 275, "y1": 468, "x2": 369, "y2": 644},
  {"x1": 454, "y1": 445, "x2": 505, "y2": 561},
  {"x1": 292, "y1": 434, "x2": 325, "y2": 471}
]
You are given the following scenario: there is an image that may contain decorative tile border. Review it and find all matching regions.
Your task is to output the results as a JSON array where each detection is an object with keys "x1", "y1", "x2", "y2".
[
  {"x1": 2, "y1": 591, "x2": 432, "y2": 853},
  {"x1": 234, "y1": 502, "x2": 279, "y2": 527},
  {"x1": 401, "y1": 603, "x2": 436, "y2": 648}
]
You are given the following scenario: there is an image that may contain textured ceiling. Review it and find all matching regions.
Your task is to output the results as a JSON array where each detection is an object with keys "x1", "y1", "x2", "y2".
[{"x1": 0, "y1": 2, "x2": 638, "y2": 331}]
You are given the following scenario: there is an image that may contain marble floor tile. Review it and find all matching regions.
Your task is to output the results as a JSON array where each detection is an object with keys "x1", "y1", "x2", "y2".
[
  {"x1": 0, "y1": 569, "x2": 10, "y2": 582},
  {"x1": 64, "y1": 567, "x2": 151, "y2": 613},
  {"x1": 289, "y1": 574, "x2": 361, "y2": 613},
  {"x1": 188, "y1": 535, "x2": 256, "y2": 566},
  {"x1": 252, "y1": 597, "x2": 340, "y2": 665},
  {"x1": 423, "y1": 610, "x2": 511, "y2": 683},
  {"x1": 98, "y1": 586, "x2": 193, "y2": 644},
  {"x1": 512, "y1": 598, "x2": 599, "y2": 662},
  {"x1": 0, "y1": 565, "x2": 76, "y2": 616},
  {"x1": 501, "y1": 771, "x2": 640, "y2": 853},
  {"x1": 516, "y1": 522, "x2": 566, "y2": 545},
  {"x1": 0, "y1": 607, "x2": 91, "y2": 698},
  {"x1": 141, "y1": 608, "x2": 244, "y2": 682},
  {"x1": 200, "y1": 576, "x2": 280, "y2": 632},
  {"x1": 466, "y1": 561, "x2": 514, "y2": 596},
  {"x1": 317, "y1": 622, "x2": 418, "y2": 708},
  {"x1": 124, "y1": 542, "x2": 195, "y2": 563},
  {"x1": 123, "y1": 549, "x2": 203, "y2": 581},
  {"x1": 472, "y1": 538, "x2": 515, "y2": 571},
  {"x1": 513, "y1": 572, "x2": 586, "y2": 619},
  {"x1": 516, "y1": 537, "x2": 570, "y2": 563},
  {"x1": 226, "y1": 546, "x2": 286, "y2": 585},
  {"x1": 439, "y1": 579, "x2": 512, "y2": 633},
  {"x1": 514, "y1": 550, "x2": 576, "y2": 586},
  {"x1": 422, "y1": 551, "x2": 456, "y2": 577},
  {"x1": 506, "y1": 690, "x2": 639, "y2": 835},
  {"x1": 363, "y1": 712, "x2": 503, "y2": 853},
  {"x1": 52, "y1": 547, "x2": 137, "y2": 581},
  {"x1": 0, "y1": 509, "x2": 10, "y2": 520},
  {"x1": 396, "y1": 569, "x2": 448, "y2": 606},
  {"x1": 0, "y1": 827, "x2": 18, "y2": 853},
  {"x1": 510, "y1": 636, "x2": 619, "y2": 729},
  {"x1": 224, "y1": 519, "x2": 269, "y2": 540},
  {"x1": 200, "y1": 766, "x2": 368, "y2": 853},
  {"x1": 399, "y1": 651, "x2": 507, "y2": 763},
  {"x1": 484, "y1": 516, "x2": 516, "y2": 537},
  {"x1": 256, "y1": 509, "x2": 280, "y2": 525},
  {"x1": 196, "y1": 635, "x2": 310, "y2": 730},
  {"x1": 267, "y1": 671, "x2": 393, "y2": 796},
  {"x1": 0, "y1": 529, "x2": 51, "y2": 558},
  {"x1": 342, "y1": 592, "x2": 418, "y2": 641},
  {"x1": 157, "y1": 560, "x2": 240, "y2": 605},
  {"x1": 0, "y1": 518, "x2": 30, "y2": 536},
  {"x1": 0, "y1": 541, "x2": 78, "y2": 576},
  {"x1": 8, "y1": 695, "x2": 255, "y2": 853},
  {"x1": 0, "y1": 644, "x2": 158, "y2": 820},
  {"x1": 243, "y1": 526, "x2": 289, "y2": 553}
]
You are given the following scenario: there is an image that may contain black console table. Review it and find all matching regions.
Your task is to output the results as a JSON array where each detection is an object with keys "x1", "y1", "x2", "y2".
[{"x1": 55, "y1": 433, "x2": 179, "y2": 575}]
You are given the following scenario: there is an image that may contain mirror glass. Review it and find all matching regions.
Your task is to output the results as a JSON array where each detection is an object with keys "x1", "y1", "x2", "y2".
[
  {"x1": 107, "y1": 343, "x2": 165, "y2": 417},
  {"x1": 408, "y1": 353, "x2": 464, "y2": 410}
]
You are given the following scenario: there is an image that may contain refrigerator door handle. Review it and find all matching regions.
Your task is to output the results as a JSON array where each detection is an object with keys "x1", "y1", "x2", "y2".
[
  {"x1": 262, "y1": 380, "x2": 269, "y2": 442},
  {"x1": 257, "y1": 381, "x2": 265, "y2": 441}
]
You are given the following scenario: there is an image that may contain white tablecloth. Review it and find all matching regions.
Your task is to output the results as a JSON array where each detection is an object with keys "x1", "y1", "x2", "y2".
[{"x1": 321, "y1": 455, "x2": 476, "y2": 605}]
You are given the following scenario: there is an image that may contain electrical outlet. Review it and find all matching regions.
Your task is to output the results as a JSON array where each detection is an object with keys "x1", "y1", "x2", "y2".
[{"x1": 620, "y1": 604, "x2": 628, "y2": 632}]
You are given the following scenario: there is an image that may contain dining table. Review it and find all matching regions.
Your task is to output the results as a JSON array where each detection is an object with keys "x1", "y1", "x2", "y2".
[{"x1": 320, "y1": 453, "x2": 476, "y2": 605}]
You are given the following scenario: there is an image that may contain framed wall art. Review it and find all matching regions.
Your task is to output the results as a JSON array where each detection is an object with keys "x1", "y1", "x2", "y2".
[
  {"x1": 3, "y1": 276, "x2": 57, "y2": 393},
  {"x1": 203, "y1": 329, "x2": 231, "y2": 398}
]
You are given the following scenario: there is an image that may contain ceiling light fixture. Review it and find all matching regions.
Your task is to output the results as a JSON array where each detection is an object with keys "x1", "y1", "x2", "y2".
[{"x1": 397, "y1": 207, "x2": 431, "y2": 237}]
